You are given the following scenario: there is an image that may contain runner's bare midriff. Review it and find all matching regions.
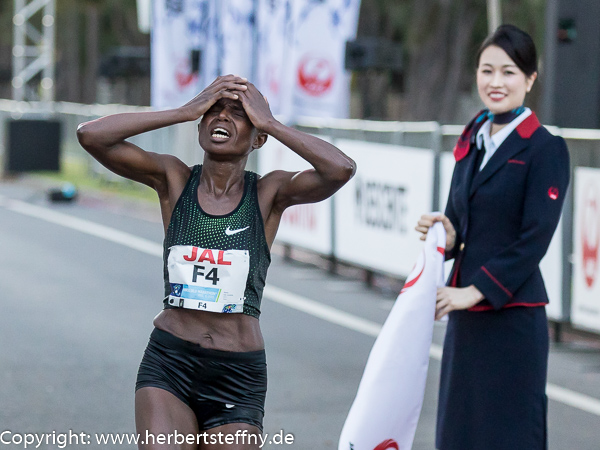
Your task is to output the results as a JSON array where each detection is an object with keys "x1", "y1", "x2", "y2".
[{"x1": 153, "y1": 308, "x2": 264, "y2": 352}]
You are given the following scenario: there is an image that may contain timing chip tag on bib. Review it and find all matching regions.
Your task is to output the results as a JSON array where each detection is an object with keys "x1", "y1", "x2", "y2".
[{"x1": 167, "y1": 246, "x2": 249, "y2": 313}]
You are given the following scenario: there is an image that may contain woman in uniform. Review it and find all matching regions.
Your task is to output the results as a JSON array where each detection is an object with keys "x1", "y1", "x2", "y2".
[
  {"x1": 77, "y1": 76, "x2": 355, "y2": 449},
  {"x1": 416, "y1": 25, "x2": 569, "y2": 450}
]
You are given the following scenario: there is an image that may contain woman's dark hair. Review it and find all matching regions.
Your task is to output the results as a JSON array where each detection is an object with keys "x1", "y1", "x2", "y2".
[{"x1": 476, "y1": 24, "x2": 538, "y2": 76}]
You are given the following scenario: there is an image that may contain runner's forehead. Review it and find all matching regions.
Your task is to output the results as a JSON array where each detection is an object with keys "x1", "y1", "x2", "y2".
[{"x1": 212, "y1": 98, "x2": 244, "y2": 111}]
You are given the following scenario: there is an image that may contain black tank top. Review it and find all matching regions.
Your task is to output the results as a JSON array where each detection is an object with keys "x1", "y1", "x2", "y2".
[{"x1": 163, "y1": 165, "x2": 271, "y2": 318}]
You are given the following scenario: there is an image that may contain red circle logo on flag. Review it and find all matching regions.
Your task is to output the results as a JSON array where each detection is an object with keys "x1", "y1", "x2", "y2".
[
  {"x1": 582, "y1": 182, "x2": 600, "y2": 288},
  {"x1": 401, "y1": 251, "x2": 425, "y2": 294},
  {"x1": 548, "y1": 187, "x2": 559, "y2": 200},
  {"x1": 297, "y1": 55, "x2": 335, "y2": 96},
  {"x1": 373, "y1": 439, "x2": 399, "y2": 450}
]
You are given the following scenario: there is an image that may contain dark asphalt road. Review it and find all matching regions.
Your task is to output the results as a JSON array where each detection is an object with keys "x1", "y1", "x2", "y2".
[{"x1": 0, "y1": 180, "x2": 599, "y2": 449}]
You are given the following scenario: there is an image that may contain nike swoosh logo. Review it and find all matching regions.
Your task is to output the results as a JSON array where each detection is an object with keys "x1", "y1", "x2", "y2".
[{"x1": 225, "y1": 226, "x2": 249, "y2": 236}]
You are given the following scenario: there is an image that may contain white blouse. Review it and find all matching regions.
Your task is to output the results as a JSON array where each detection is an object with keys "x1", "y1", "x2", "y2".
[{"x1": 476, "y1": 107, "x2": 532, "y2": 170}]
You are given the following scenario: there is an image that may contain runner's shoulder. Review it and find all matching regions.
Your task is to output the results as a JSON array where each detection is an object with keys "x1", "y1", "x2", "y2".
[{"x1": 153, "y1": 154, "x2": 191, "y2": 196}]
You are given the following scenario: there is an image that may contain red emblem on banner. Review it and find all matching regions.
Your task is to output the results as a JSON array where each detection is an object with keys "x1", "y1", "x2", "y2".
[
  {"x1": 373, "y1": 439, "x2": 399, "y2": 450},
  {"x1": 548, "y1": 187, "x2": 559, "y2": 200},
  {"x1": 582, "y1": 183, "x2": 600, "y2": 288},
  {"x1": 297, "y1": 55, "x2": 335, "y2": 96},
  {"x1": 175, "y1": 60, "x2": 197, "y2": 89}
]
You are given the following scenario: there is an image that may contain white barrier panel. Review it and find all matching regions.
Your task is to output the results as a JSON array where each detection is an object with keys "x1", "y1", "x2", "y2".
[
  {"x1": 572, "y1": 167, "x2": 600, "y2": 332},
  {"x1": 439, "y1": 152, "x2": 456, "y2": 281},
  {"x1": 542, "y1": 218, "x2": 564, "y2": 321},
  {"x1": 439, "y1": 152, "x2": 564, "y2": 320},
  {"x1": 334, "y1": 140, "x2": 434, "y2": 277},
  {"x1": 257, "y1": 137, "x2": 332, "y2": 255}
]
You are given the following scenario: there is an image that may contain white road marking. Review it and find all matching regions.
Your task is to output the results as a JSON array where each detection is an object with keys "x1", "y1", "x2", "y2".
[
  {"x1": 2, "y1": 195, "x2": 600, "y2": 416},
  {"x1": 2, "y1": 196, "x2": 163, "y2": 257}
]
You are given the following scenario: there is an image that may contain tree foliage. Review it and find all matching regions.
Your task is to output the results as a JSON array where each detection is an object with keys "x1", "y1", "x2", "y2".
[{"x1": 356, "y1": 0, "x2": 547, "y2": 122}]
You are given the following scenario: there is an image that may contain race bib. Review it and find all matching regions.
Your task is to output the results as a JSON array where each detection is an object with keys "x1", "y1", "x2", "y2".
[{"x1": 167, "y1": 245, "x2": 249, "y2": 313}]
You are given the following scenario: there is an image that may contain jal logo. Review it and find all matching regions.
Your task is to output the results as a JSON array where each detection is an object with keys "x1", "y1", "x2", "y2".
[
  {"x1": 373, "y1": 439, "x2": 399, "y2": 450},
  {"x1": 581, "y1": 182, "x2": 600, "y2": 288},
  {"x1": 183, "y1": 248, "x2": 232, "y2": 265},
  {"x1": 297, "y1": 55, "x2": 335, "y2": 96}
]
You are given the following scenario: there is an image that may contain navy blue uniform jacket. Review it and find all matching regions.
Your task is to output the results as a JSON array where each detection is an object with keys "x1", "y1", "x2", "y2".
[{"x1": 445, "y1": 112, "x2": 570, "y2": 310}]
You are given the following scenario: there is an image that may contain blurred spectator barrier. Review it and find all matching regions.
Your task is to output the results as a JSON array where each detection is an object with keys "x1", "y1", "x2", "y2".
[{"x1": 2, "y1": 100, "x2": 600, "y2": 335}]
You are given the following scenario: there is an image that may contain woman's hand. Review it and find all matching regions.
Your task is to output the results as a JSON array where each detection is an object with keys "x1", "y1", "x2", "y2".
[
  {"x1": 236, "y1": 82, "x2": 275, "y2": 132},
  {"x1": 180, "y1": 75, "x2": 248, "y2": 121},
  {"x1": 415, "y1": 213, "x2": 457, "y2": 252},
  {"x1": 435, "y1": 286, "x2": 484, "y2": 320}
]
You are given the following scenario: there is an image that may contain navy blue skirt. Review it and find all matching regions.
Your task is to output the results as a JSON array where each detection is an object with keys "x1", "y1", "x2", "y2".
[{"x1": 436, "y1": 306, "x2": 549, "y2": 450}]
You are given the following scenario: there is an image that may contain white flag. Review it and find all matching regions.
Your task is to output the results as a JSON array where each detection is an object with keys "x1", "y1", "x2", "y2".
[{"x1": 338, "y1": 222, "x2": 446, "y2": 450}]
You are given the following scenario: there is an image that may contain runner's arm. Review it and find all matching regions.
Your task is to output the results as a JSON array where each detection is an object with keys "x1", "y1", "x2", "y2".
[
  {"x1": 77, "y1": 75, "x2": 248, "y2": 190},
  {"x1": 237, "y1": 83, "x2": 356, "y2": 211}
]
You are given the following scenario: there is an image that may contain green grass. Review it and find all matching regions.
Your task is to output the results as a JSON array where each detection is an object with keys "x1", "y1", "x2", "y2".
[{"x1": 35, "y1": 157, "x2": 159, "y2": 204}]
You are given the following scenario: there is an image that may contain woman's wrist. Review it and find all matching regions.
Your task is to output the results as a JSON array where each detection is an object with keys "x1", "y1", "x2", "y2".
[{"x1": 469, "y1": 285, "x2": 484, "y2": 303}]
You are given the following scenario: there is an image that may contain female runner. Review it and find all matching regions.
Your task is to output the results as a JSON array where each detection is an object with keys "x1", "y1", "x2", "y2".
[{"x1": 78, "y1": 75, "x2": 355, "y2": 449}]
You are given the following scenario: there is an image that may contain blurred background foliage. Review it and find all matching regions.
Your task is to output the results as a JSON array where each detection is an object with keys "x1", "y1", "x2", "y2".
[{"x1": 0, "y1": 0, "x2": 548, "y2": 122}]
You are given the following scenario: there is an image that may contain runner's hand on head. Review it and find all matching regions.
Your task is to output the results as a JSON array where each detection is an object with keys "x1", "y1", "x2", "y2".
[
  {"x1": 235, "y1": 82, "x2": 275, "y2": 131},
  {"x1": 181, "y1": 75, "x2": 248, "y2": 121}
]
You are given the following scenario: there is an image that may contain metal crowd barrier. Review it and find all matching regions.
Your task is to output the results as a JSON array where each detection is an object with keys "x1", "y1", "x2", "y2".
[{"x1": 1, "y1": 100, "x2": 600, "y2": 336}]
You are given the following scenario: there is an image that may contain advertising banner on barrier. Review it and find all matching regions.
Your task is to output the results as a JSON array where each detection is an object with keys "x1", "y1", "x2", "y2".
[
  {"x1": 572, "y1": 167, "x2": 600, "y2": 332},
  {"x1": 334, "y1": 140, "x2": 434, "y2": 277},
  {"x1": 439, "y1": 152, "x2": 565, "y2": 320},
  {"x1": 257, "y1": 137, "x2": 332, "y2": 255}
]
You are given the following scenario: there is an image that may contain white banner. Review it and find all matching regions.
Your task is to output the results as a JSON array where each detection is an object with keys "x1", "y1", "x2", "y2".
[
  {"x1": 256, "y1": 0, "x2": 289, "y2": 116},
  {"x1": 220, "y1": 0, "x2": 254, "y2": 78},
  {"x1": 439, "y1": 152, "x2": 456, "y2": 283},
  {"x1": 152, "y1": 0, "x2": 360, "y2": 116},
  {"x1": 542, "y1": 218, "x2": 564, "y2": 321},
  {"x1": 572, "y1": 167, "x2": 600, "y2": 332},
  {"x1": 284, "y1": 0, "x2": 360, "y2": 119},
  {"x1": 257, "y1": 136, "x2": 332, "y2": 255},
  {"x1": 439, "y1": 152, "x2": 565, "y2": 319},
  {"x1": 152, "y1": 0, "x2": 204, "y2": 108},
  {"x1": 335, "y1": 140, "x2": 434, "y2": 277},
  {"x1": 339, "y1": 222, "x2": 445, "y2": 450},
  {"x1": 195, "y1": 0, "x2": 220, "y2": 89}
]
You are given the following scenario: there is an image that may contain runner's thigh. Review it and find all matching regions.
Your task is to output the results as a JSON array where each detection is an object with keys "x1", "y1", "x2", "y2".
[{"x1": 136, "y1": 386, "x2": 199, "y2": 450}]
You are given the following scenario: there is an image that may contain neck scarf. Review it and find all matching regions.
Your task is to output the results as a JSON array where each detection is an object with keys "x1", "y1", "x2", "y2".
[
  {"x1": 453, "y1": 106, "x2": 526, "y2": 161},
  {"x1": 487, "y1": 105, "x2": 526, "y2": 124}
]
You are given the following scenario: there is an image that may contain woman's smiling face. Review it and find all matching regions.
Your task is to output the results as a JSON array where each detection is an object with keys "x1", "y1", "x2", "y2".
[{"x1": 476, "y1": 45, "x2": 537, "y2": 114}]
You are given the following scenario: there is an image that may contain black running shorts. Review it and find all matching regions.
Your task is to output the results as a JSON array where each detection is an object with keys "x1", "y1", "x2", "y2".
[{"x1": 136, "y1": 328, "x2": 267, "y2": 431}]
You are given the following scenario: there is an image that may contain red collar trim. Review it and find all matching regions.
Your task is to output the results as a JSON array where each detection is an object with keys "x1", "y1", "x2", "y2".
[{"x1": 516, "y1": 112, "x2": 541, "y2": 139}]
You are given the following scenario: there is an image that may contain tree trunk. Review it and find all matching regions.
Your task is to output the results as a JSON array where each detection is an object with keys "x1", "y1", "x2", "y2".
[
  {"x1": 57, "y1": 0, "x2": 81, "y2": 102},
  {"x1": 83, "y1": 2, "x2": 99, "y2": 103}
]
